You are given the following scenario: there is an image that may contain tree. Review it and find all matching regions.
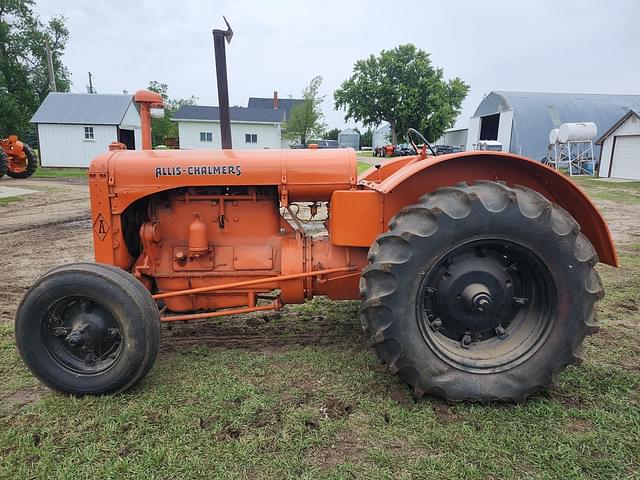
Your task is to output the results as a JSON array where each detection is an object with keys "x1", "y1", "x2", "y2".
[
  {"x1": 282, "y1": 76, "x2": 326, "y2": 145},
  {"x1": 323, "y1": 127, "x2": 340, "y2": 141},
  {"x1": 0, "y1": 0, "x2": 70, "y2": 139},
  {"x1": 147, "y1": 81, "x2": 197, "y2": 147},
  {"x1": 358, "y1": 127, "x2": 373, "y2": 148},
  {"x1": 334, "y1": 44, "x2": 469, "y2": 145}
]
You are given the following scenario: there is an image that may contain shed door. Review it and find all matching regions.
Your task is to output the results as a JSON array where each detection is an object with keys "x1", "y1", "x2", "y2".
[{"x1": 611, "y1": 135, "x2": 640, "y2": 180}]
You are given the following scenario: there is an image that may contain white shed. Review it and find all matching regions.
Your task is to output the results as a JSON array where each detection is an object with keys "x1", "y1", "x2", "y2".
[
  {"x1": 596, "y1": 110, "x2": 640, "y2": 180},
  {"x1": 30, "y1": 93, "x2": 142, "y2": 167}
]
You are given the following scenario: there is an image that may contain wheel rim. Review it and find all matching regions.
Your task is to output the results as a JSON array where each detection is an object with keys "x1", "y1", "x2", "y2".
[
  {"x1": 417, "y1": 238, "x2": 557, "y2": 373},
  {"x1": 41, "y1": 296, "x2": 123, "y2": 375}
]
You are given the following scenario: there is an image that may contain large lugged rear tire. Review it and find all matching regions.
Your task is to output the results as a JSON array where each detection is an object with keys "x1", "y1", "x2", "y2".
[
  {"x1": 7, "y1": 143, "x2": 37, "y2": 178},
  {"x1": 360, "y1": 181, "x2": 603, "y2": 403},
  {"x1": 0, "y1": 149, "x2": 7, "y2": 178},
  {"x1": 15, "y1": 263, "x2": 160, "y2": 395}
]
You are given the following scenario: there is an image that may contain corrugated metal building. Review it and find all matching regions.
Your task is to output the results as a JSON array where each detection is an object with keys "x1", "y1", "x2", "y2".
[
  {"x1": 30, "y1": 93, "x2": 142, "y2": 167},
  {"x1": 372, "y1": 124, "x2": 391, "y2": 149},
  {"x1": 467, "y1": 91, "x2": 640, "y2": 160},
  {"x1": 338, "y1": 128, "x2": 360, "y2": 149}
]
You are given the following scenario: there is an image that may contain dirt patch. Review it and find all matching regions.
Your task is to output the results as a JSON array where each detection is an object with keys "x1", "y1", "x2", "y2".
[
  {"x1": 5, "y1": 385, "x2": 47, "y2": 406},
  {"x1": 0, "y1": 177, "x2": 92, "y2": 323},
  {"x1": 568, "y1": 417, "x2": 593, "y2": 433},
  {"x1": 591, "y1": 197, "x2": 640, "y2": 246},
  {"x1": 160, "y1": 312, "x2": 364, "y2": 354}
]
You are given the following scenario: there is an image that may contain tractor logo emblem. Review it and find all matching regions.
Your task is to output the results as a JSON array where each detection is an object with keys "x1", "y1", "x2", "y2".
[{"x1": 93, "y1": 213, "x2": 110, "y2": 241}]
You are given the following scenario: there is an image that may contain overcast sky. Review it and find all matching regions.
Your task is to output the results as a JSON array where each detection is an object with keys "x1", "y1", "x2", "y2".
[{"x1": 36, "y1": 0, "x2": 640, "y2": 131}]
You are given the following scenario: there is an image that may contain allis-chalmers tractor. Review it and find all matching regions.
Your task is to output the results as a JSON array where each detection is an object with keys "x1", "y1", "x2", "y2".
[
  {"x1": 15, "y1": 90, "x2": 616, "y2": 402},
  {"x1": 0, "y1": 135, "x2": 38, "y2": 179}
]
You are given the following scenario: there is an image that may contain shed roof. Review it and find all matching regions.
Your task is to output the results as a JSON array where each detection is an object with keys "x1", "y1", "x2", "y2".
[
  {"x1": 173, "y1": 105, "x2": 285, "y2": 123},
  {"x1": 595, "y1": 110, "x2": 640, "y2": 144},
  {"x1": 31, "y1": 93, "x2": 134, "y2": 125},
  {"x1": 474, "y1": 91, "x2": 640, "y2": 160},
  {"x1": 247, "y1": 97, "x2": 304, "y2": 118}
]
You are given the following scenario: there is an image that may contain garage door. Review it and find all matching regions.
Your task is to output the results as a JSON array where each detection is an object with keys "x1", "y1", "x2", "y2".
[{"x1": 611, "y1": 135, "x2": 640, "y2": 180}]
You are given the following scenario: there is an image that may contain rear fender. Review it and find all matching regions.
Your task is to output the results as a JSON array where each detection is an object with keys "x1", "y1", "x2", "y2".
[{"x1": 371, "y1": 151, "x2": 618, "y2": 266}]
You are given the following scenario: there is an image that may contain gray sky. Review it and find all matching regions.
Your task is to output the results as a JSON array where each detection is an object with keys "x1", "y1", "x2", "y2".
[{"x1": 37, "y1": 0, "x2": 640, "y2": 131}]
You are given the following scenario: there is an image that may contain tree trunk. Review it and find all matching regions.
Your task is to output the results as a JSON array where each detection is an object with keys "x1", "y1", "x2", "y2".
[{"x1": 390, "y1": 120, "x2": 397, "y2": 145}]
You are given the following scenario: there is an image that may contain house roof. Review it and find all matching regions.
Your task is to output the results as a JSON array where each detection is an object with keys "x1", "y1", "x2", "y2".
[
  {"x1": 473, "y1": 91, "x2": 640, "y2": 160},
  {"x1": 595, "y1": 110, "x2": 640, "y2": 144},
  {"x1": 172, "y1": 105, "x2": 285, "y2": 123},
  {"x1": 31, "y1": 93, "x2": 134, "y2": 125},
  {"x1": 247, "y1": 97, "x2": 304, "y2": 117}
]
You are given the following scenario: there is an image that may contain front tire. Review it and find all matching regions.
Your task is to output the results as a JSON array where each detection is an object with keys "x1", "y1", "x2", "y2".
[
  {"x1": 7, "y1": 143, "x2": 37, "y2": 178},
  {"x1": 15, "y1": 263, "x2": 161, "y2": 395},
  {"x1": 360, "y1": 181, "x2": 603, "y2": 403}
]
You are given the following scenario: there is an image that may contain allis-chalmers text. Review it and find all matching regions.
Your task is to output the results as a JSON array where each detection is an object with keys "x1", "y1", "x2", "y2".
[{"x1": 155, "y1": 165, "x2": 242, "y2": 178}]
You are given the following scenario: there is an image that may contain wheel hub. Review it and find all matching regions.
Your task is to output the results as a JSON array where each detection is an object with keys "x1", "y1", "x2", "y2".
[
  {"x1": 427, "y1": 253, "x2": 514, "y2": 341},
  {"x1": 45, "y1": 299, "x2": 122, "y2": 373}
]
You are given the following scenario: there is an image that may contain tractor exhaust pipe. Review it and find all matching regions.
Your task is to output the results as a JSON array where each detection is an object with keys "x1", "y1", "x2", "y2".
[{"x1": 212, "y1": 17, "x2": 233, "y2": 149}]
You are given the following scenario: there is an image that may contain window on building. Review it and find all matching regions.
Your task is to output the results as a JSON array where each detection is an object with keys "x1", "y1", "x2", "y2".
[
  {"x1": 84, "y1": 126, "x2": 95, "y2": 140},
  {"x1": 245, "y1": 133, "x2": 258, "y2": 144},
  {"x1": 200, "y1": 132, "x2": 213, "y2": 142}
]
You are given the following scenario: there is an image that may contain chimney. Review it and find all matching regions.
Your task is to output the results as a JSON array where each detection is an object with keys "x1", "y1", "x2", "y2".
[{"x1": 273, "y1": 91, "x2": 279, "y2": 109}]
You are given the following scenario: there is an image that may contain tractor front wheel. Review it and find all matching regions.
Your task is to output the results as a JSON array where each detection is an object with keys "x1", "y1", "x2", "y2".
[
  {"x1": 7, "y1": 143, "x2": 37, "y2": 178},
  {"x1": 360, "y1": 181, "x2": 603, "y2": 402},
  {"x1": 15, "y1": 263, "x2": 160, "y2": 395}
]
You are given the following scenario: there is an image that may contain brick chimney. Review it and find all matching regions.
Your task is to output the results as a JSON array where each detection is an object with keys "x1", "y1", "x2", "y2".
[{"x1": 273, "y1": 91, "x2": 279, "y2": 109}]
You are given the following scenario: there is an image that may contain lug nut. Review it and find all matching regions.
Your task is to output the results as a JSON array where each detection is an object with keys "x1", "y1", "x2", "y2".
[
  {"x1": 461, "y1": 334, "x2": 472, "y2": 349},
  {"x1": 495, "y1": 326, "x2": 507, "y2": 339}
]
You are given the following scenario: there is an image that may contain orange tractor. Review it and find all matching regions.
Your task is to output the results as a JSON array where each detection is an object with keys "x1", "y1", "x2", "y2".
[
  {"x1": 0, "y1": 135, "x2": 38, "y2": 179},
  {"x1": 14, "y1": 25, "x2": 616, "y2": 402},
  {"x1": 14, "y1": 98, "x2": 616, "y2": 401}
]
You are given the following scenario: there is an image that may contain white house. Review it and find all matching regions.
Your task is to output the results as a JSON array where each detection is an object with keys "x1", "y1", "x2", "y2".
[
  {"x1": 30, "y1": 93, "x2": 142, "y2": 167},
  {"x1": 596, "y1": 110, "x2": 640, "y2": 180},
  {"x1": 172, "y1": 94, "x2": 303, "y2": 150}
]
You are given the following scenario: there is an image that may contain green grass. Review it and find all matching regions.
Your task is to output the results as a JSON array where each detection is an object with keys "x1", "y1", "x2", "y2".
[
  {"x1": 570, "y1": 177, "x2": 640, "y2": 204},
  {"x1": 357, "y1": 161, "x2": 371, "y2": 174},
  {"x1": 33, "y1": 167, "x2": 88, "y2": 178},
  {"x1": 0, "y1": 196, "x2": 22, "y2": 206},
  {"x1": 1, "y1": 179, "x2": 639, "y2": 479}
]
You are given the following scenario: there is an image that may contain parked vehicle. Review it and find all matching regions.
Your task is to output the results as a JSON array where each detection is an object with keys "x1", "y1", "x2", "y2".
[{"x1": 0, "y1": 135, "x2": 38, "y2": 179}]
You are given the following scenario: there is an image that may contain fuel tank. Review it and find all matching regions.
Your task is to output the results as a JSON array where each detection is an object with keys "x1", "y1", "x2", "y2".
[{"x1": 89, "y1": 147, "x2": 358, "y2": 208}]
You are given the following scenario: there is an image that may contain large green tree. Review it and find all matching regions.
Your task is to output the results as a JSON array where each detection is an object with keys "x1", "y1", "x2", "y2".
[
  {"x1": 334, "y1": 44, "x2": 469, "y2": 145},
  {"x1": 0, "y1": 0, "x2": 70, "y2": 140},
  {"x1": 282, "y1": 76, "x2": 326, "y2": 146},
  {"x1": 323, "y1": 127, "x2": 340, "y2": 141},
  {"x1": 148, "y1": 80, "x2": 197, "y2": 147}
]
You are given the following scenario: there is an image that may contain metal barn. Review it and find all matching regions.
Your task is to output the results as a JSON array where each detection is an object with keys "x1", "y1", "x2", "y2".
[
  {"x1": 467, "y1": 91, "x2": 640, "y2": 160},
  {"x1": 338, "y1": 128, "x2": 360, "y2": 149}
]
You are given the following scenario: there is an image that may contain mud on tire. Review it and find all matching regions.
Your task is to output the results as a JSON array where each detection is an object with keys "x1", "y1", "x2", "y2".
[{"x1": 360, "y1": 181, "x2": 603, "y2": 403}]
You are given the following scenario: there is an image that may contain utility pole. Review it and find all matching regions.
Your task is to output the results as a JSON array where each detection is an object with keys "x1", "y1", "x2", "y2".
[
  {"x1": 87, "y1": 72, "x2": 95, "y2": 94},
  {"x1": 45, "y1": 38, "x2": 57, "y2": 92}
]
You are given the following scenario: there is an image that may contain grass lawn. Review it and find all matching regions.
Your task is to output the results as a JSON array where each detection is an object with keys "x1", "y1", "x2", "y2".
[
  {"x1": 1, "y1": 180, "x2": 639, "y2": 479},
  {"x1": 357, "y1": 161, "x2": 371, "y2": 174},
  {"x1": 33, "y1": 167, "x2": 88, "y2": 178}
]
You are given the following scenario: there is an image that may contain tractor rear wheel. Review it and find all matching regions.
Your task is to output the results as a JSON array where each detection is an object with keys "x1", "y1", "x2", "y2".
[
  {"x1": 0, "y1": 148, "x2": 7, "y2": 178},
  {"x1": 360, "y1": 181, "x2": 603, "y2": 403},
  {"x1": 7, "y1": 143, "x2": 37, "y2": 178},
  {"x1": 15, "y1": 263, "x2": 160, "y2": 395}
]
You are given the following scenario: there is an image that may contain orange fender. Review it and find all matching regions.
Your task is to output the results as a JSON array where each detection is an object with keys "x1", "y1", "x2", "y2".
[{"x1": 362, "y1": 151, "x2": 618, "y2": 267}]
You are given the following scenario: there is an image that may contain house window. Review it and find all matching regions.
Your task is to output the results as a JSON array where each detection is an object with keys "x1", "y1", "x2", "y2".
[
  {"x1": 200, "y1": 132, "x2": 213, "y2": 142},
  {"x1": 245, "y1": 133, "x2": 258, "y2": 144},
  {"x1": 84, "y1": 126, "x2": 94, "y2": 140}
]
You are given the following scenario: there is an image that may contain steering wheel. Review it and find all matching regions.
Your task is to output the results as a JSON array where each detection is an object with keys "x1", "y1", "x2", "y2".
[{"x1": 408, "y1": 128, "x2": 437, "y2": 156}]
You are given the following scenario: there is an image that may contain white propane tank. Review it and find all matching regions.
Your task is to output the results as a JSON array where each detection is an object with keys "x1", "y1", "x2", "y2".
[
  {"x1": 549, "y1": 128, "x2": 559, "y2": 144},
  {"x1": 557, "y1": 122, "x2": 597, "y2": 143}
]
